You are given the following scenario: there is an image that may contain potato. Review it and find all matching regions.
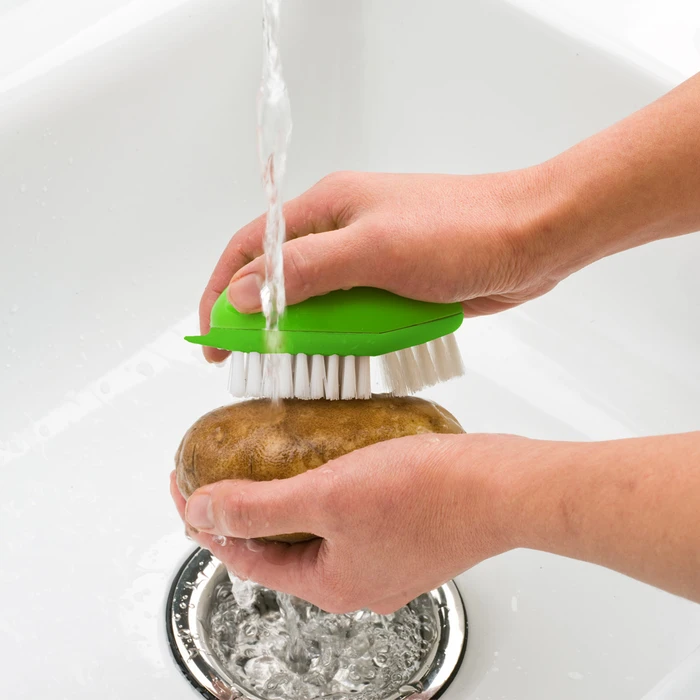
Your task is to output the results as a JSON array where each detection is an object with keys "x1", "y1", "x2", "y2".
[{"x1": 176, "y1": 394, "x2": 464, "y2": 542}]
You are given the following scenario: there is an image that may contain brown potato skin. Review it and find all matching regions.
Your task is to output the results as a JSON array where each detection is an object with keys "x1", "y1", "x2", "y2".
[{"x1": 176, "y1": 394, "x2": 464, "y2": 543}]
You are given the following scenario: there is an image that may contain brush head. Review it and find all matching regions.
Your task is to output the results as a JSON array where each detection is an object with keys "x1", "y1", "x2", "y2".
[
  {"x1": 186, "y1": 287, "x2": 463, "y2": 356},
  {"x1": 187, "y1": 287, "x2": 466, "y2": 400},
  {"x1": 226, "y1": 336, "x2": 464, "y2": 401}
]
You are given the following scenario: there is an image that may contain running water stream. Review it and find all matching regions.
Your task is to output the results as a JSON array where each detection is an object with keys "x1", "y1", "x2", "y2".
[
  {"x1": 226, "y1": 0, "x2": 304, "y2": 670},
  {"x1": 218, "y1": 5, "x2": 433, "y2": 695},
  {"x1": 258, "y1": 0, "x2": 292, "y2": 399}
]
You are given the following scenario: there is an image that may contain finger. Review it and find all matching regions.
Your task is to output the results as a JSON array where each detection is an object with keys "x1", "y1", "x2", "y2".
[
  {"x1": 184, "y1": 472, "x2": 328, "y2": 540},
  {"x1": 170, "y1": 473, "x2": 220, "y2": 549},
  {"x1": 170, "y1": 471, "x2": 186, "y2": 520},
  {"x1": 227, "y1": 221, "x2": 389, "y2": 312},
  {"x1": 369, "y1": 592, "x2": 416, "y2": 615},
  {"x1": 199, "y1": 181, "x2": 348, "y2": 361},
  {"x1": 212, "y1": 536, "x2": 323, "y2": 601},
  {"x1": 461, "y1": 296, "x2": 523, "y2": 318}
]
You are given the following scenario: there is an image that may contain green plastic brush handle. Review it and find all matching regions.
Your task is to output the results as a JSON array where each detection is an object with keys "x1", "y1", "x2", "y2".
[{"x1": 185, "y1": 287, "x2": 463, "y2": 356}]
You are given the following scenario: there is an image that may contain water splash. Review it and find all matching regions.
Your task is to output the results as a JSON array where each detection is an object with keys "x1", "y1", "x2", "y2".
[{"x1": 208, "y1": 578, "x2": 436, "y2": 700}]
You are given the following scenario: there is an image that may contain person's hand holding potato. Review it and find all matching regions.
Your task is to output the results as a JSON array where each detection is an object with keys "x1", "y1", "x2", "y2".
[{"x1": 173, "y1": 73, "x2": 700, "y2": 611}]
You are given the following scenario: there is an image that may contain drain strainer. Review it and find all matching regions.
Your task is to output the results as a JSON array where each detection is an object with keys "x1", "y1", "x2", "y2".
[{"x1": 167, "y1": 548, "x2": 467, "y2": 700}]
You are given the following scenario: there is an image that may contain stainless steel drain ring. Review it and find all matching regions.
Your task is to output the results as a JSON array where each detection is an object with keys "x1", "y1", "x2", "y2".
[{"x1": 167, "y1": 548, "x2": 467, "y2": 700}]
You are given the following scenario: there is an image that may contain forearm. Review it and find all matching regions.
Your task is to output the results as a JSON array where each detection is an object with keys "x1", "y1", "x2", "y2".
[
  {"x1": 538, "y1": 72, "x2": 700, "y2": 277},
  {"x1": 512, "y1": 433, "x2": 700, "y2": 601}
]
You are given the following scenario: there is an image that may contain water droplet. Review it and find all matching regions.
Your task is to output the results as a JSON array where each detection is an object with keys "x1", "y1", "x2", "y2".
[
  {"x1": 68, "y1": 156, "x2": 74, "y2": 165},
  {"x1": 99, "y1": 381, "x2": 110, "y2": 394},
  {"x1": 38, "y1": 425, "x2": 50, "y2": 438},
  {"x1": 136, "y1": 362, "x2": 154, "y2": 378},
  {"x1": 19, "y1": 184, "x2": 26, "y2": 193},
  {"x1": 10, "y1": 304, "x2": 19, "y2": 314},
  {"x1": 568, "y1": 671, "x2": 584, "y2": 681}
]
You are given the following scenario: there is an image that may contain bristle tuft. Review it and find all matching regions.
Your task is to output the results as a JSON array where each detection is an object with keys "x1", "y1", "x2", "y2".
[
  {"x1": 294, "y1": 354, "x2": 311, "y2": 399},
  {"x1": 380, "y1": 352, "x2": 408, "y2": 396},
  {"x1": 246, "y1": 352, "x2": 263, "y2": 397},
  {"x1": 397, "y1": 348, "x2": 422, "y2": 393},
  {"x1": 341, "y1": 356, "x2": 356, "y2": 399},
  {"x1": 325, "y1": 355, "x2": 340, "y2": 400},
  {"x1": 430, "y1": 334, "x2": 464, "y2": 383},
  {"x1": 229, "y1": 352, "x2": 247, "y2": 397},
  {"x1": 278, "y1": 354, "x2": 294, "y2": 398},
  {"x1": 413, "y1": 343, "x2": 439, "y2": 388},
  {"x1": 310, "y1": 355, "x2": 325, "y2": 399},
  {"x1": 357, "y1": 356, "x2": 371, "y2": 399},
  {"x1": 225, "y1": 334, "x2": 463, "y2": 400}
]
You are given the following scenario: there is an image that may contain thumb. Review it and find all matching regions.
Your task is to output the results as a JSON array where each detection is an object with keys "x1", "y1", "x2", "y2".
[
  {"x1": 185, "y1": 470, "x2": 330, "y2": 541},
  {"x1": 226, "y1": 223, "x2": 387, "y2": 312}
]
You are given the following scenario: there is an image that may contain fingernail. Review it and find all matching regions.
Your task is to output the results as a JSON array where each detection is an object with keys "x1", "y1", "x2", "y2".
[
  {"x1": 228, "y1": 274, "x2": 263, "y2": 313},
  {"x1": 186, "y1": 493, "x2": 214, "y2": 530},
  {"x1": 246, "y1": 538, "x2": 264, "y2": 553}
]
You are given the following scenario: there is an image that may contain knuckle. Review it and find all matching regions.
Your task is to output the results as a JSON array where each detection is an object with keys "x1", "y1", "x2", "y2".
[
  {"x1": 283, "y1": 244, "x2": 311, "y2": 295},
  {"x1": 315, "y1": 479, "x2": 346, "y2": 534},
  {"x1": 317, "y1": 564, "x2": 356, "y2": 613},
  {"x1": 316, "y1": 171, "x2": 369, "y2": 224},
  {"x1": 370, "y1": 603, "x2": 391, "y2": 615},
  {"x1": 318, "y1": 170, "x2": 355, "y2": 190}
]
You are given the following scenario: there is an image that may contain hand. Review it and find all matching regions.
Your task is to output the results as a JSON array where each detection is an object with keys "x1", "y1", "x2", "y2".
[
  {"x1": 200, "y1": 73, "x2": 700, "y2": 364},
  {"x1": 199, "y1": 168, "x2": 572, "y2": 363},
  {"x1": 171, "y1": 432, "x2": 525, "y2": 613}
]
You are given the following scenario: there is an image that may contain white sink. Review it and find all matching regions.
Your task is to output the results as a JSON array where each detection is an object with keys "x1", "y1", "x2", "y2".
[{"x1": 1, "y1": 1, "x2": 699, "y2": 698}]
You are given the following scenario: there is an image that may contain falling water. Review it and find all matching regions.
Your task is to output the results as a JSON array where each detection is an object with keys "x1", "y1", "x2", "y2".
[
  {"x1": 257, "y1": 0, "x2": 292, "y2": 400},
  {"x1": 225, "y1": 0, "x2": 305, "y2": 666},
  {"x1": 208, "y1": 579, "x2": 436, "y2": 700}
]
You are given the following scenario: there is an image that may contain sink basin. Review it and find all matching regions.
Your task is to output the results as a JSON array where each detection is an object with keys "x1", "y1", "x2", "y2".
[{"x1": 1, "y1": 1, "x2": 699, "y2": 698}]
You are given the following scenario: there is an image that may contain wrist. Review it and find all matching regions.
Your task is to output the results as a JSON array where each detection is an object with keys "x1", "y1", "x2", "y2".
[
  {"x1": 447, "y1": 434, "x2": 567, "y2": 558},
  {"x1": 479, "y1": 435, "x2": 585, "y2": 557},
  {"x1": 516, "y1": 159, "x2": 618, "y2": 284}
]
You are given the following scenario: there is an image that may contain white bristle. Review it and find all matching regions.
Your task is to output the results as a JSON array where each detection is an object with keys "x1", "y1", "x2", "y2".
[
  {"x1": 294, "y1": 354, "x2": 311, "y2": 399},
  {"x1": 246, "y1": 352, "x2": 263, "y2": 397},
  {"x1": 440, "y1": 333, "x2": 465, "y2": 379},
  {"x1": 325, "y1": 355, "x2": 340, "y2": 400},
  {"x1": 397, "y1": 348, "x2": 422, "y2": 393},
  {"x1": 310, "y1": 355, "x2": 326, "y2": 399},
  {"x1": 341, "y1": 356, "x2": 356, "y2": 399},
  {"x1": 430, "y1": 335, "x2": 462, "y2": 382},
  {"x1": 261, "y1": 354, "x2": 273, "y2": 397},
  {"x1": 277, "y1": 354, "x2": 294, "y2": 398},
  {"x1": 224, "y1": 333, "x2": 463, "y2": 400},
  {"x1": 380, "y1": 351, "x2": 408, "y2": 396},
  {"x1": 357, "y1": 356, "x2": 371, "y2": 399},
  {"x1": 229, "y1": 352, "x2": 247, "y2": 397},
  {"x1": 413, "y1": 342, "x2": 439, "y2": 387}
]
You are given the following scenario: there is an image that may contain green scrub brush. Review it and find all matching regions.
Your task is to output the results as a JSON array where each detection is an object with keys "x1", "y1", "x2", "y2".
[{"x1": 186, "y1": 287, "x2": 465, "y2": 400}]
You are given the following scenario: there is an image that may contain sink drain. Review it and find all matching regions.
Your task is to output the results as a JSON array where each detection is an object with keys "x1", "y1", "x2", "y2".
[{"x1": 167, "y1": 548, "x2": 467, "y2": 700}]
